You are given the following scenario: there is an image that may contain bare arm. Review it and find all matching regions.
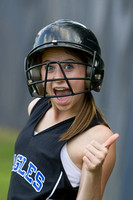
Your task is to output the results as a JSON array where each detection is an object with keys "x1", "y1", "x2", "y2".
[{"x1": 76, "y1": 133, "x2": 119, "y2": 200}]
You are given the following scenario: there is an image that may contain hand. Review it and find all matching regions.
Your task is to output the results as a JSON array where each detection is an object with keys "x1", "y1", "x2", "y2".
[{"x1": 83, "y1": 133, "x2": 119, "y2": 172}]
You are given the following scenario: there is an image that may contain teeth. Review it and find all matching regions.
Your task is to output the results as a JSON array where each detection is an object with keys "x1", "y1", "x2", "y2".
[{"x1": 54, "y1": 87, "x2": 66, "y2": 91}]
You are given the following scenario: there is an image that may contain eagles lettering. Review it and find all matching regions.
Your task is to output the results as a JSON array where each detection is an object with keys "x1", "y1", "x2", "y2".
[{"x1": 12, "y1": 154, "x2": 45, "y2": 192}]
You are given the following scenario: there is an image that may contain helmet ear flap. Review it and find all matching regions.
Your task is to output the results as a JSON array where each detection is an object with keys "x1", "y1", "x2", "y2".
[
  {"x1": 85, "y1": 66, "x2": 94, "y2": 90},
  {"x1": 30, "y1": 67, "x2": 44, "y2": 96},
  {"x1": 85, "y1": 55, "x2": 103, "y2": 92},
  {"x1": 85, "y1": 53, "x2": 96, "y2": 90}
]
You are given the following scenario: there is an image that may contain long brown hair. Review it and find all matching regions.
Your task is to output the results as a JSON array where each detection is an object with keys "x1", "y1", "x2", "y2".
[
  {"x1": 60, "y1": 92, "x2": 109, "y2": 141},
  {"x1": 58, "y1": 48, "x2": 108, "y2": 141}
]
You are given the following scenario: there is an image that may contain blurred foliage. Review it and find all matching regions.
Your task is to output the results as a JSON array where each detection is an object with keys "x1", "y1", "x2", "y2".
[{"x1": 0, "y1": 127, "x2": 18, "y2": 200}]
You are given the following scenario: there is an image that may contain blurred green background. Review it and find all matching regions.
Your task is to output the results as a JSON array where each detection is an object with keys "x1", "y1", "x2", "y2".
[{"x1": 0, "y1": 128, "x2": 18, "y2": 200}]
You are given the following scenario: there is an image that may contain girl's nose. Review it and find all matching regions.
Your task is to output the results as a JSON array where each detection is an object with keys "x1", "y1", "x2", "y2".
[{"x1": 54, "y1": 66, "x2": 64, "y2": 79}]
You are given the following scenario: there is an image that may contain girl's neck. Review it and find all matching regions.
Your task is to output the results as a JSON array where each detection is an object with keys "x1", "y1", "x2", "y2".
[{"x1": 49, "y1": 106, "x2": 75, "y2": 123}]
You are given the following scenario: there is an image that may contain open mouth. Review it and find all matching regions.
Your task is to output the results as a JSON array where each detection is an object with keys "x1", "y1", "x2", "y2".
[{"x1": 53, "y1": 87, "x2": 71, "y2": 97}]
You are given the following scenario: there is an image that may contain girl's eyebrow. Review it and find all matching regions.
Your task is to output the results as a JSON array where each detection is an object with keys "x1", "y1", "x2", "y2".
[
  {"x1": 42, "y1": 58, "x2": 78, "y2": 63},
  {"x1": 42, "y1": 59, "x2": 49, "y2": 63},
  {"x1": 63, "y1": 59, "x2": 76, "y2": 62}
]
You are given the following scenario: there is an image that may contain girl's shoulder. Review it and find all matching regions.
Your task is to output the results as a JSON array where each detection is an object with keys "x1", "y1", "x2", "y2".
[
  {"x1": 70, "y1": 125, "x2": 113, "y2": 152},
  {"x1": 84, "y1": 124, "x2": 113, "y2": 145},
  {"x1": 28, "y1": 98, "x2": 41, "y2": 116}
]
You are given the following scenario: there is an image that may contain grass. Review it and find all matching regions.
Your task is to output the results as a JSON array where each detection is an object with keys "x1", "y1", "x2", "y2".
[{"x1": 0, "y1": 127, "x2": 18, "y2": 200}]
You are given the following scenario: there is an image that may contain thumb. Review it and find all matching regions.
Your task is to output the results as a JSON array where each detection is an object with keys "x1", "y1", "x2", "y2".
[{"x1": 103, "y1": 133, "x2": 119, "y2": 148}]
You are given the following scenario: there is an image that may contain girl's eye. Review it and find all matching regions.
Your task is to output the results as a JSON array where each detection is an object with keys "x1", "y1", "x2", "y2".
[
  {"x1": 47, "y1": 65, "x2": 54, "y2": 71},
  {"x1": 64, "y1": 64, "x2": 73, "y2": 70}
]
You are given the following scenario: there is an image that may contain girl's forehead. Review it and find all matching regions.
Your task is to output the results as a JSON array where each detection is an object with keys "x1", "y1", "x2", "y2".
[{"x1": 41, "y1": 47, "x2": 82, "y2": 62}]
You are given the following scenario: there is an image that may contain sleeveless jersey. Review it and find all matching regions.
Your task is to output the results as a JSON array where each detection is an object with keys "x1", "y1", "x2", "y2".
[{"x1": 7, "y1": 98, "x2": 108, "y2": 200}]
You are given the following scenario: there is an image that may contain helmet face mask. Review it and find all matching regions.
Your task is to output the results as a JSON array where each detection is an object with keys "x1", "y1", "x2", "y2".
[{"x1": 25, "y1": 19, "x2": 104, "y2": 98}]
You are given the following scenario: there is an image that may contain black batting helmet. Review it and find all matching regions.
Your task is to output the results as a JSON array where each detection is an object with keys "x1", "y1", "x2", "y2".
[{"x1": 25, "y1": 19, "x2": 104, "y2": 98}]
